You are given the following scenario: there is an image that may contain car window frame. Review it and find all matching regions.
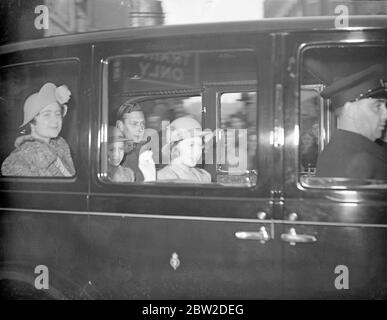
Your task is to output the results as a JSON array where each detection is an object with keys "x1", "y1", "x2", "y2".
[
  {"x1": 0, "y1": 57, "x2": 81, "y2": 185},
  {"x1": 93, "y1": 37, "x2": 272, "y2": 198},
  {"x1": 296, "y1": 41, "x2": 387, "y2": 192}
]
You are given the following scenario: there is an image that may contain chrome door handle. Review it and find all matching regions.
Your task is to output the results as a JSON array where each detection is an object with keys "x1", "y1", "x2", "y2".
[
  {"x1": 281, "y1": 227, "x2": 317, "y2": 245},
  {"x1": 235, "y1": 226, "x2": 270, "y2": 244}
]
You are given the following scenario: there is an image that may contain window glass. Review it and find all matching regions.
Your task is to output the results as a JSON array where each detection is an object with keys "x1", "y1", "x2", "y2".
[
  {"x1": 217, "y1": 92, "x2": 257, "y2": 186},
  {"x1": 299, "y1": 86, "x2": 323, "y2": 175},
  {"x1": 102, "y1": 49, "x2": 258, "y2": 186},
  {"x1": 300, "y1": 45, "x2": 387, "y2": 188},
  {"x1": 0, "y1": 60, "x2": 79, "y2": 178}
]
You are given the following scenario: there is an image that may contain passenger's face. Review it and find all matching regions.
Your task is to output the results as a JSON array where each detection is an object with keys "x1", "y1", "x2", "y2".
[
  {"x1": 177, "y1": 137, "x2": 203, "y2": 167},
  {"x1": 230, "y1": 117, "x2": 244, "y2": 129},
  {"x1": 120, "y1": 111, "x2": 145, "y2": 143},
  {"x1": 31, "y1": 103, "x2": 63, "y2": 141},
  {"x1": 301, "y1": 133, "x2": 314, "y2": 148},
  {"x1": 108, "y1": 141, "x2": 125, "y2": 167},
  {"x1": 354, "y1": 98, "x2": 387, "y2": 140},
  {"x1": 311, "y1": 123, "x2": 319, "y2": 138}
]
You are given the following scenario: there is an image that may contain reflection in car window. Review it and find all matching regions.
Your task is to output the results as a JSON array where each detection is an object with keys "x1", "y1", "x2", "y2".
[
  {"x1": 300, "y1": 45, "x2": 387, "y2": 188},
  {"x1": 299, "y1": 87, "x2": 322, "y2": 175},
  {"x1": 217, "y1": 92, "x2": 257, "y2": 186},
  {"x1": 102, "y1": 50, "x2": 258, "y2": 187}
]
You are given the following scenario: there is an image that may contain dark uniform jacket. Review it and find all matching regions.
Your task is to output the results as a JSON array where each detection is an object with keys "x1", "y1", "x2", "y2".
[
  {"x1": 376, "y1": 138, "x2": 387, "y2": 151},
  {"x1": 316, "y1": 129, "x2": 387, "y2": 180}
]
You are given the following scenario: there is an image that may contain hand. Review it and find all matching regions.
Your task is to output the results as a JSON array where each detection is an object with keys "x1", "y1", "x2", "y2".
[{"x1": 139, "y1": 150, "x2": 156, "y2": 181}]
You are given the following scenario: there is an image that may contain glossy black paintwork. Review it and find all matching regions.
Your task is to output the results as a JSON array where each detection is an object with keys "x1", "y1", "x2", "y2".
[
  {"x1": 281, "y1": 29, "x2": 387, "y2": 298},
  {"x1": 0, "y1": 18, "x2": 386, "y2": 299}
]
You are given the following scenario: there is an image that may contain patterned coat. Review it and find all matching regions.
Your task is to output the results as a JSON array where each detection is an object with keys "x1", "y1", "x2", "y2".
[
  {"x1": 1, "y1": 135, "x2": 76, "y2": 177},
  {"x1": 157, "y1": 163, "x2": 211, "y2": 183}
]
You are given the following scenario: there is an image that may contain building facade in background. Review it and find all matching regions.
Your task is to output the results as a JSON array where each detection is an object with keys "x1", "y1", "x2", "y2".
[
  {"x1": 0, "y1": 0, "x2": 44, "y2": 44},
  {"x1": 45, "y1": 0, "x2": 164, "y2": 36},
  {"x1": 0, "y1": 0, "x2": 165, "y2": 43},
  {"x1": 264, "y1": 0, "x2": 387, "y2": 17}
]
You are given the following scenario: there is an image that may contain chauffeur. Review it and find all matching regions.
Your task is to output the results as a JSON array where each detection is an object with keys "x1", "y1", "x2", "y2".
[{"x1": 316, "y1": 64, "x2": 387, "y2": 179}]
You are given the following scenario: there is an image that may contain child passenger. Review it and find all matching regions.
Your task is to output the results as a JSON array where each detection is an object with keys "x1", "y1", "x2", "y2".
[
  {"x1": 157, "y1": 116, "x2": 212, "y2": 183},
  {"x1": 107, "y1": 126, "x2": 135, "y2": 182}
]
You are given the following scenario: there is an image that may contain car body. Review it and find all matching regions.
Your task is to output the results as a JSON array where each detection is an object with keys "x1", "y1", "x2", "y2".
[{"x1": 0, "y1": 16, "x2": 387, "y2": 299}]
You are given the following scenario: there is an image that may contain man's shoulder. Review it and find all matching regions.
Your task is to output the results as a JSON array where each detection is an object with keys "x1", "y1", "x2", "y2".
[{"x1": 346, "y1": 151, "x2": 387, "y2": 179}]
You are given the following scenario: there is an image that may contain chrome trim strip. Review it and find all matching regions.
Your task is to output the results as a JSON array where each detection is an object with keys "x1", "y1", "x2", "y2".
[
  {"x1": 1, "y1": 207, "x2": 387, "y2": 228},
  {"x1": 277, "y1": 220, "x2": 387, "y2": 228},
  {"x1": 0, "y1": 190, "x2": 88, "y2": 196},
  {"x1": 0, "y1": 207, "x2": 264, "y2": 223}
]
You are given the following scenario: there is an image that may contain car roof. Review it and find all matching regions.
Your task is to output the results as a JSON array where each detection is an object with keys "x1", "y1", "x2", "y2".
[{"x1": 1, "y1": 15, "x2": 386, "y2": 54}]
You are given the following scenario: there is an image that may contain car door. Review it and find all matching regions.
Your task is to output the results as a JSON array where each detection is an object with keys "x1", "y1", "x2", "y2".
[
  {"x1": 281, "y1": 29, "x2": 387, "y2": 299},
  {"x1": 0, "y1": 42, "x2": 92, "y2": 299},
  {"x1": 88, "y1": 30, "x2": 283, "y2": 299}
]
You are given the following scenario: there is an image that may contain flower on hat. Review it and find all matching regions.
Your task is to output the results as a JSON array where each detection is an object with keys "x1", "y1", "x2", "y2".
[{"x1": 55, "y1": 85, "x2": 71, "y2": 105}]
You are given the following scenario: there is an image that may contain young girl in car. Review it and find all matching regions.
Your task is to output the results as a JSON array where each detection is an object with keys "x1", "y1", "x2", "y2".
[
  {"x1": 1, "y1": 82, "x2": 76, "y2": 177},
  {"x1": 157, "y1": 116, "x2": 212, "y2": 183},
  {"x1": 107, "y1": 126, "x2": 135, "y2": 182}
]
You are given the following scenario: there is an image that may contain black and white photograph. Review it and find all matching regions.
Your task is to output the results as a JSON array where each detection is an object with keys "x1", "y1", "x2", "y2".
[{"x1": 0, "y1": 0, "x2": 387, "y2": 306}]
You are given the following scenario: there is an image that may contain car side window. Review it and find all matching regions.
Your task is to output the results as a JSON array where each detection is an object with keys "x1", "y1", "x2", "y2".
[
  {"x1": 101, "y1": 49, "x2": 258, "y2": 187},
  {"x1": 299, "y1": 86, "x2": 324, "y2": 175},
  {"x1": 216, "y1": 91, "x2": 257, "y2": 186},
  {"x1": 0, "y1": 59, "x2": 79, "y2": 178},
  {"x1": 299, "y1": 45, "x2": 387, "y2": 189}
]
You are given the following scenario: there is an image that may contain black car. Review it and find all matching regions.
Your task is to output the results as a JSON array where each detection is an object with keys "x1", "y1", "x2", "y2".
[{"x1": 0, "y1": 16, "x2": 387, "y2": 299}]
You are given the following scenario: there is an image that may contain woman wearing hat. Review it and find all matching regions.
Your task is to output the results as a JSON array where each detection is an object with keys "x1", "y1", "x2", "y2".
[
  {"x1": 107, "y1": 126, "x2": 135, "y2": 182},
  {"x1": 1, "y1": 83, "x2": 76, "y2": 177},
  {"x1": 157, "y1": 116, "x2": 212, "y2": 183}
]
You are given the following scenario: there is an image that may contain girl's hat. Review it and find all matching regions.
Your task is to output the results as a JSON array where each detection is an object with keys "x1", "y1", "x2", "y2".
[
  {"x1": 162, "y1": 116, "x2": 213, "y2": 154},
  {"x1": 20, "y1": 82, "x2": 71, "y2": 127}
]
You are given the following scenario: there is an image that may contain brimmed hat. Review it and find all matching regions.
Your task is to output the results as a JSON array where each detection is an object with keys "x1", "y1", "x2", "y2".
[
  {"x1": 108, "y1": 126, "x2": 129, "y2": 144},
  {"x1": 162, "y1": 116, "x2": 213, "y2": 154},
  {"x1": 320, "y1": 64, "x2": 387, "y2": 108},
  {"x1": 21, "y1": 82, "x2": 71, "y2": 127}
]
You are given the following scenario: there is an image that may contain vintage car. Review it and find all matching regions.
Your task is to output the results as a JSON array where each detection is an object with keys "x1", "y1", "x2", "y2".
[{"x1": 0, "y1": 16, "x2": 386, "y2": 299}]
